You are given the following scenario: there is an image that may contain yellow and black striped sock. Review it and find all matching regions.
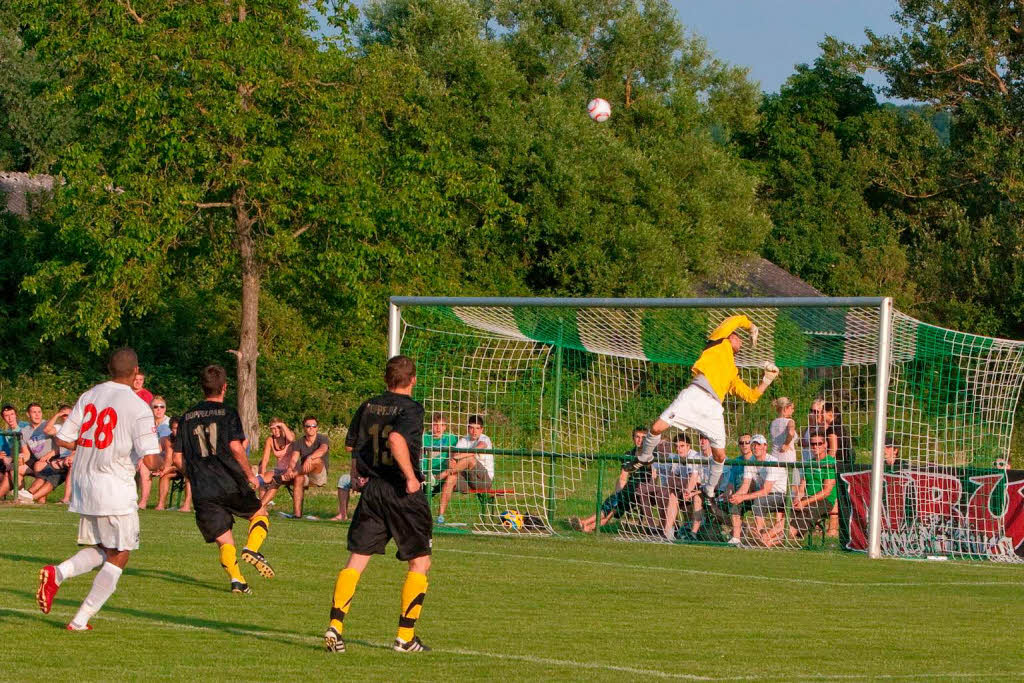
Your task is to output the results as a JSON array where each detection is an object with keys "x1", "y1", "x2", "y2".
[
  {"x1": 396, "y1": 571, "x2": 428, "y2": 642},
  {"x1": 329, "y1": 568, "x2": 361, "y2": 634},
  {"x1": 219, "y1": 543, "x2": 245, "y2": 583},
  {"x1": 245, "y1": 515, "x2": 269, "y2": 553}
]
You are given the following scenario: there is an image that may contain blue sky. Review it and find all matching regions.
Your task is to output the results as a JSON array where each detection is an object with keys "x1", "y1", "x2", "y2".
[
  {"x1": 671, "y1": 1, "x2": 903, "y2": 95},
  {"x1": 339, "y1": 1, "x2": 906, "y2": 98}
]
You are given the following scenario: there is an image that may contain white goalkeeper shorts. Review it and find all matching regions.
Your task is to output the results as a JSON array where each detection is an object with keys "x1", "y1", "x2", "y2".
[
  {"x1": 659, "y1": 384, "x2": 727, "y2": 449},
  {"x1": 77, "y1": 512, "x2": 140, "y2": 551}
]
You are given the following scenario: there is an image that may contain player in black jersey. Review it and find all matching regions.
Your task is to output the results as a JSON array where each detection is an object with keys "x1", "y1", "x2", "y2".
[
  {"x1": 324, "y1": 354, "x2": 432, "y2": 654},
  {"x1": 173, "y1": 365, "x2": 273, "y2": 594}
]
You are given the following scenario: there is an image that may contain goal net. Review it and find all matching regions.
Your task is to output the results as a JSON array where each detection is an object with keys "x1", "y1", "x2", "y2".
[{"x1": 394, "y1": 297, "x2": 1024, "y2": 560}]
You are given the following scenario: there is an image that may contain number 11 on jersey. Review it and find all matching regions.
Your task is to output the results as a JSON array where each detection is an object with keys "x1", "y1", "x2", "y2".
[{"x1": 193, "y1": 423, "x2": 219, "y2": 458}]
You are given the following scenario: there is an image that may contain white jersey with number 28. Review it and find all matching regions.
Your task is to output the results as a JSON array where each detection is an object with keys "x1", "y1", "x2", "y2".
[{"x1": 57, "y1": 381, "x2": 161, "y2": 516}]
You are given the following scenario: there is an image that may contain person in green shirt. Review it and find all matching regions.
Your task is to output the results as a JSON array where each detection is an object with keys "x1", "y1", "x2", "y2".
[
  {"x1": 422, "y1": 413, "x2": 458, "y2": 483},
  {"x1": 783, "y1": 428, "x2": 836, "y2": 540}
]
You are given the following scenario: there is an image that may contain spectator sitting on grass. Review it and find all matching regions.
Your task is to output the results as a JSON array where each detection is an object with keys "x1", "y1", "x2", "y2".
[
  {"x1": 568, "y1": 428, "x2": 657, "y2": 535},
  {"x1": 328, "y1": 470, "x2": 367, "y2": 522}
]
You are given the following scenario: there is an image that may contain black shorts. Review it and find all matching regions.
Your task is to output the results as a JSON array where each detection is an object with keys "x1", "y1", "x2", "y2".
[
  {"x1": 194, "y1": 490, "x2": 261, "y2": 543},
  {"x1": 791, "y1": 499, "x2": 831, "y2": 536},
  {"x1": 348, "y1": 478, "x2": 432, "y2": 561}
]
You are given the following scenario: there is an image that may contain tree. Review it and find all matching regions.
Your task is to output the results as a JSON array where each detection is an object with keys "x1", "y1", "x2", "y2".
[
  {"x1": 15, "y1": 0, "x2": 362, "y2": 440},
  {"x1": 742, "y1": 49, "x2": 926, "y2": 310},
  {"x1": 862, "y1": 0, "x2": 1024, "y2": 337}
]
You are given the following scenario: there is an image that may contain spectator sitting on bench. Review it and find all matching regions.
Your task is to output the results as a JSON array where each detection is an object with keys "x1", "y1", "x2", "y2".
[
  {"x1": 138, "y1": 398, "x2": 172, "y2": 508},
  {"x1": 260, "y1": 415, "x2": 329, "y2": 518},
  {"x1": 257, "y1": 417, "x2": 295, "y2": 485},
  {"x1": 0, "y1": 404, "x2": 26, "y2": 499},
  {"x1": 422, "y1": 412, "x2": 458, "y2": 485},
  {"x1": 155, "y1": 416, "x2": 192, "y2": 511},
  {"x1": 767, "y1": 428, "x2": 836, "y2": 544},
  {"x1": 17, "y1": 403, "x2": 55, "y2": 502},
  {"x1": 729, "y1": 434, "x2": 788, "y2": 546},
  {"x1": 435, "y1": 414, "x2": 493, "y2": 524},
  {"x1": 21, "y1": 405, "x2": 75, "y2": 504}
]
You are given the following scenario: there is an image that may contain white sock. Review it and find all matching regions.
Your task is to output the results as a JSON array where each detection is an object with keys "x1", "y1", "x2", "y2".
[
  {"x1": 638, "y1": 432, "x2": 661, "y2": 463},
  {"x1": 69, "y1": 562, "x2": 122, "y2": 629},
  {"x1": 707, "y1": 459, "x2": 725, "y2": 491},
  {"x1": 55, "y1": 547, "x2": 105, "y2": 585}
]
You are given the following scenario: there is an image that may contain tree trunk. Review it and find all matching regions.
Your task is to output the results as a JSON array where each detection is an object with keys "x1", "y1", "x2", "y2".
[{"x1": 232, "y1": 188, "x2": 260, "y2": 446}]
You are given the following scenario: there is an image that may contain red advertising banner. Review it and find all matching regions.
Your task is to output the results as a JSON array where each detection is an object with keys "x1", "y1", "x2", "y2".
[{"x1": 842, "y1": 468, "x2": 1024, "y2": 560}]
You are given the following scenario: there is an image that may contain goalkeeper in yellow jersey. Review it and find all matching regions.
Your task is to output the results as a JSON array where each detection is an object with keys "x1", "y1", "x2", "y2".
[{"x1": 637, "y1": 315, "x2": 780, "y2": 498}]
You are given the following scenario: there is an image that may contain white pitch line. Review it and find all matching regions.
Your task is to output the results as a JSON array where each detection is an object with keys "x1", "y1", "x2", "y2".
[
  {"x1": 439, "y1": 548, "x2": 1024, "y2": 588},
  {"x1": 4, "y1": 518, "x2": 1022, "y2": 588},
  {"x1": 0, "y1": 606, "x2": 708, "y2": 680},
  {"x1": 2, "y1": 607, "x2": 1020, "y2": 681}
]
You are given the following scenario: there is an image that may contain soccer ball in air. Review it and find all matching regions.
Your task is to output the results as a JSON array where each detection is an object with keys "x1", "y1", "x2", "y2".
[
  {"x1": 499, "y1": 509, "x2": 524, "y2": 530},
  {"x1": 587, "y1": 98, "x2": 611, "y2": 122}
]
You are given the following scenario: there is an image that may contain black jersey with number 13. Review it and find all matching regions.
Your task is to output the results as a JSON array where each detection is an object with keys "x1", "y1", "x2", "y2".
[
  {"x1": 347, "y1": 391, "x2": 424, "y2": 490},
  {"x1": 175, "y1": 400, "x2": 249, "y2": 501}
]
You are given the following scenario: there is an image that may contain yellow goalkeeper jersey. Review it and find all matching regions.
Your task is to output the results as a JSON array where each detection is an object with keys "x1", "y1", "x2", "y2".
[{"x1": 691, "y1": 315, "x2": 762, "y2": 403}]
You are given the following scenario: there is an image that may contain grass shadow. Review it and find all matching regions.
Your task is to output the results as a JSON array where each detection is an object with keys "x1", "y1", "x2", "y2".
[
  {"x1": 0, "y1": 553, "x2": 223, "y2": 593},
  {"x1": 0, "y1": 586, "x2": 322, "y2": 649}
]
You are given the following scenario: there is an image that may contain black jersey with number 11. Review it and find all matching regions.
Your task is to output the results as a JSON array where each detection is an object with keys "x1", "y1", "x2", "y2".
[
  {"x1": 175, "y1": 400, "x2": 249, "y2": 502},
  {"x1": 347, "y1": 391, "x2": 425, "y2": 490}
]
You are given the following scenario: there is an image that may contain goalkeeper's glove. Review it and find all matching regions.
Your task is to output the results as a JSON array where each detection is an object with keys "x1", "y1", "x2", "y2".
[
  {"x1": 749, "y1": 323, "x2": 759, "y2": 349},
  {"x1": 762, "y1": 361, "x2": 780, "y2": 384}
]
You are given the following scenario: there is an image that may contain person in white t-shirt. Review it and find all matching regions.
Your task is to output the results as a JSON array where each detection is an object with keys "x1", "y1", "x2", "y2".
[
  {"x1": 728, "y1": 434, "x2": 788, "y2": 546},
  {"x1": 36, "y1": 348, "x2": 161, "y2": 630},
  {"x1": 435, "y1": 414, "x2": 493, "y2": 524}
]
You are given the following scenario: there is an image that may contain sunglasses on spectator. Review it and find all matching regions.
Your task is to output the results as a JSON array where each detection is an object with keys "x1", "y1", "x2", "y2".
[
  {"x1": 304, "y1": 423, "x2": 318, "y2": 429},
  {"x1": 738, "y1": 440, "x2": 751, "y2": 445},
  {"x1": 811, "y1": 440, "x2": 826, "y2": 446},
  {"x1": 152, "y1": 404, "x2": 166, "y2": 409}
]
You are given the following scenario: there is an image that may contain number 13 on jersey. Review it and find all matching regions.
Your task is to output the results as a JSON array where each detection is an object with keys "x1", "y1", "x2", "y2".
[{"x1": 368, "y1": 424, "x2": 394, "y2": 466}]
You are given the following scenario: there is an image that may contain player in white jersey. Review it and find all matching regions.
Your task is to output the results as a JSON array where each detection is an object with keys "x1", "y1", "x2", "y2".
[{"x1": 36, "y1": 348, "x2": 161, "y2": 630}]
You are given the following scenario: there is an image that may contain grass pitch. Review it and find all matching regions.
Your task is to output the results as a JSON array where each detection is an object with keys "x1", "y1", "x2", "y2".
[{"x1": 2, "y1": 505, "x2": 1022, "y2": 681}]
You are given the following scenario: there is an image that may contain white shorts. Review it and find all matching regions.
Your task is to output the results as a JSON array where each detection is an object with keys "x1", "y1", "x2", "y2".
[
  {"x1": 77, "y1": 512, "x2": 140, "y2": 551},
  {"x1": 659, "y1": 384, "x2": 727, "y2": 449},
  {"x1": 337, "y1": 473, "x2": 351, "y2": 490}
]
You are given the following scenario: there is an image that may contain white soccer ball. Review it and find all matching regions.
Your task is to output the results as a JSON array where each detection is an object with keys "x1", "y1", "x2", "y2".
[{"x1": 587, "y1": 98, "x2": 611, "y2": 122}]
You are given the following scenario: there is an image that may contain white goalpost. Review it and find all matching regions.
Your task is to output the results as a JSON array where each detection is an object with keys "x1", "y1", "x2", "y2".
[{"x1": 389, "y1": 296, "x2": 1024, "y2": 561}]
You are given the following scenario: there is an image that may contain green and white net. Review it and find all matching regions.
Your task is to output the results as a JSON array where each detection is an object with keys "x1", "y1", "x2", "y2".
[{"x1": 398, "y1": 300, "x2": 1024, "y2": 560}]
